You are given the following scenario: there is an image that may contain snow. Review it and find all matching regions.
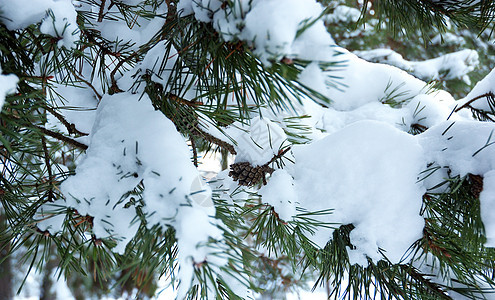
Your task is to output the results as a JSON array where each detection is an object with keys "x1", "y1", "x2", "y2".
[
  {"x1": 94, "y1": 1, "x2": 168, "y2": 52},
  {"x1": 0, "y1": 0, "x2": 79, "y2": 48},
  {"x1": 239, "y1": 0, "x2": 330, "y2": 63},
  {"x1": 291, "y1": 120, "x2": 426, "y2": 265},
  {"x1": 355, "y1": 48, "x2": 479, "y2": 83},
  {"x1": 413, "y1": 49, "x2": 479, "y2": 82},
  {"x1": 38, "y1": 92, "x2": 224, "y2": 294},
  {"x1": 405, "y1": 93, "x2": 458, "y2": 129},
  {"x1": 480, "y1": 170, "x2": 495, "y2": 247},
  {"x1": 259, "y1": 169, "x2": 298, "y2": 221},
  {"x1": 431, "y1": 32, "x2": 466, "y2": 46},
  {"x1": 0, "y1": 66, "x2": 18, "y2": 111},
  {"x1": 326, "y1": 50, "x2": 427, "y2": 110},
  {"x1": 324, "y1": 5, "x2": 362, "y2": 23},
  {"x1": 298, "y1": 62, "x2": 331, "y2": 98},
  {"x1": 354, "y1": 48, "x2": 412, "y2": 71},
  {"x1": 419, "y1": 121, "x2": 495, "y2": 177},
  {"x1": 459, "y1": 66, "x2": 495, "y2": 111},
  {"x1": 8, "y1": 0, "x2": 495, "y2": 297},
  {"x1": 180, "y1": 0, "x2": 335, "y2": 64},
  {"x1": 229, "y1": 116, "x2": 288, "y2": 166}
]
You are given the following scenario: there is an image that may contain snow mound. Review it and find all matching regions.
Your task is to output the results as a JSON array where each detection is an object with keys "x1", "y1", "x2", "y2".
[
  {"x1": 292, "y1": 120, "x2": 426, "y2": 266},
  {"x1": 39, "y1": 92, "x2": 223, "y2": 294},
  {"x1": 0, "y1": 0, "x2": 79, "y2": 48}
]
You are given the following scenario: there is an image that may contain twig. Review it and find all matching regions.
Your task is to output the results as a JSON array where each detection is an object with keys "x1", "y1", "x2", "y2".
[
  {"x1": 110, "y1": 51, "x2": 139, "y2": 93},
  {"x1": 34, "y1": 125, "x2": 88, "y2": 150},
  {"x1": 40, "y1": 136, "x2": 55, "y2": 202},
  {"x1": 98, "y1": 0, "x2": 106, "y2": 22},
  {"x1": 168, "y1": 93, "x2": 203, "y2": 107},
  {"x1": 68, "y1": 68, "x2": 102, "y2": 101},
  {"x1": 44, "y1": 106, "x2": 89, "y2": 136},
  {"x1": 192, "y1": 126, "x2": 237, "y2": 155},
  {"x1": 400, "y1": 264, "x2": 452, "y2": 300},
  {"x1": 190, "y1": 138, "x2": 198, "y2": 167},
  {"x1": 455, "y1": 92, "x2": 495, "y2": 112},
  {"x1": 165, "y1": 0, "x2": 177, "y2": 26},
  {"x1": 266, "y1": 147, "x2": 291, "y2": 165}
]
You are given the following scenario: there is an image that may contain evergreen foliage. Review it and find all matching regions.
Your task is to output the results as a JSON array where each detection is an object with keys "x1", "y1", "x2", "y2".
[{"x1": 1, "y1": 0, "x2": 495, "y2": 299}]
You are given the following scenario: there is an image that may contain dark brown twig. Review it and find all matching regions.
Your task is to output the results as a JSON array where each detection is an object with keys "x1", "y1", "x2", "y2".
[
  {"x1": 40, "y1": 136, "x2": 55, "y2": 202},
  {"x1": 44, "y1": 106, "x2": 89, "y2": 136},
  {"x1": 192, "y1": 126, "x2": 237, "y2": 155},
  {"x1": 34, "y1": 125, "x2": 88, "y2": 150},
  {"x1": 110, "y1": 51, "x2": 139, "y2": 93},
  {"x1": 98, "y1": 0, "x2": 106, "y2": 22},
  {"x1": 68, "y1": 68, "x2": 102, "y2": 101},
  {"x1": 455, "y1": 92, "x2": 495, "y2": 112},
  {"x1": 168, "y1": 93, "x2": 203, "y2": 107},
  {"x1": 266, "y1": 147, "x2": 291, "y2": 165},
  {"x1": 190, "y1": 138, "x2": 198, "y2": 167}
]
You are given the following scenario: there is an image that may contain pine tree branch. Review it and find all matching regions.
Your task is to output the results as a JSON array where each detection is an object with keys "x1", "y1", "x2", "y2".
[
  {"x1": 40, "y1": 136, "x2": 55, "y2": 202},
  {"x1": 98, "y1": 0, "x2": 106, "y2": 23},
  {"x1": 455, "y1": 92, "x2": 495, "y2": 112},
  {"x1": 400, "y1": 264, "x2": 452, "y2": 300},
  {"x1": 168, "y1": 93, "x2": 203, "y2": 107},
  {"x1": 34, "y1": 125, "x2": 88, "y2": 150},
  {"x1": 81, "y1": 29, "x2": 122, "y2": 58},
  {"x1": 190, "y1": 125, "x2": 237, "y2": 155},
  {"x1": 110, "y1": 51, "x2": 139, "y2": 93},
  {"x1": 454, "y1": 92, "x2": 495, "y2": 122},
  {"x1": 190, "y1": 137, "x2": 198, "y2": 167},
  {"x1": 67, "y1": 68, "x2": 102, "y2": 101},
  {"x1": 266, "y1": 147, "x2": 291, "y2": 165},
  {"x1": 44, "y1": 106, "x2": 89, "y2": 136}
]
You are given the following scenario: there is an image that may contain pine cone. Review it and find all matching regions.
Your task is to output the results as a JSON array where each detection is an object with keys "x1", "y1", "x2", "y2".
[
  {"x1": 469, "y1": 174, "x2": 484, "y2": 198},
  {"x1": 229, "y1": 162, "x2": 273, "y2": 186}
]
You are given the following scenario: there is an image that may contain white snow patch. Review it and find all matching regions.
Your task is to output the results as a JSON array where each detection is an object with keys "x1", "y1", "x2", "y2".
[
  {"x1": 230, "y1": 116, "x2": 288, "y2": 166},
  {"x1": 459, "y1": 66, "x2": 495, "y2": 111},
  {"x1": 38, "y1": 92, "x2": 224, "y2": 294},
  {"x1": 292, "y1": 120, "x2": 426, "y2": 265},
  {"x1": 259, "y1": 169, "x2": 298, "y2": 221},
  {"x1": 480, "y1": 170, "x2": 495, "y2": 247},
  {"x1": 0, "y1": 66, "x2": 18, "y2": 111},
  {"x1": 0, "y1": 0, "x2": 79, "y2": 48},
  {"x1": 355, "y1": 49, "x2": 479, "y2": 83},
  {"x1": 419, "y1": 121, "x2": 495, "y2": 177},
  {"x1": 327, "y1": 51, "x2": 427, "y2": 111}
]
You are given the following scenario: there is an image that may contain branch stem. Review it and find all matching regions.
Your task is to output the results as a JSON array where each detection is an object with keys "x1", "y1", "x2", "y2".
[{"x1": 34, "y1": 125, "x2": 88, "y2": 150}]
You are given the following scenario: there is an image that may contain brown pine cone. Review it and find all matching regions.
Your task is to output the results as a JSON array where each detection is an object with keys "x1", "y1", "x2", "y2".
[
  {"x1": 229, "y1": 162, "x2": 274, "y2": 186},
  {"x1": 469, "y1": 174, "x2": 484, "y2": 198}
]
